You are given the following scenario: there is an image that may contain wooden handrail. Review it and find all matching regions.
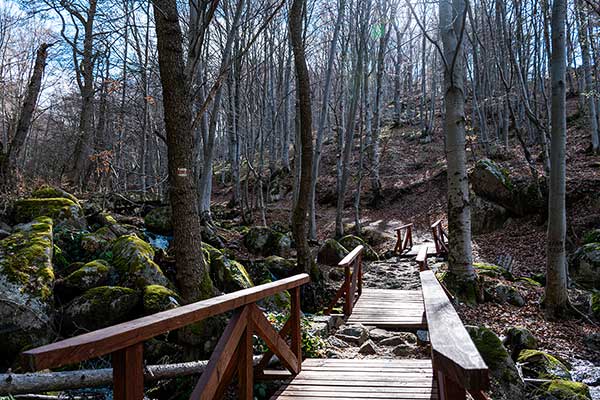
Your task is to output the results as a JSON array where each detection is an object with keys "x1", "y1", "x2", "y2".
[
  {"x1": 394, "y1": 223, "x2": 413, "y2": 254},
  {"x1": 431, "y1": 219, "x2": 449, "y2": 255},
  {"x1": 22, "y1": 274, "x2": 310, "y2": 400},
  {"x1": 420, "y1": 270, "x2": 489, "y2": 397},
  {"x1": 324, "y1": 245, "x2": 364, "y2": 317}
]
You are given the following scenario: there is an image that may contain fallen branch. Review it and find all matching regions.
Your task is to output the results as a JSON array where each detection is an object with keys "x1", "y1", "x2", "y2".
[{"x1": 1, "y1": 356, "x2": 262, "y2": 395}]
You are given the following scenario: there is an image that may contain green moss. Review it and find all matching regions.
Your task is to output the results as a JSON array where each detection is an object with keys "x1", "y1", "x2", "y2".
[
  {"x1": 517, "y1": 277, "x2": 542, "y2": 287},
  {"x1": 517, "y1": 349, "x2": 571, "y2": 380},
  {"x1": 537, "y1": 380, "x2": 592, "y2": 400},
  {"x1": 441, "y1": 271, "x2": 483, "y2": 305},
  {"x1": 583, "y1": 229, "x2": 600, "y2": 245},
  {"x1": 14, "y1": 198, "x2": 82, "y2": 223},
  {"x1": 144, "y1": 207, "x2": 172, "y2": 234},
  {"x1": 31, "y1": 186, "x2": 80, "y2": 205},
  {"x1": 477, "y1": 159, "x2": 512, "y2": 190},
  {"x1": 63, "y1": 260, "x2": 110, "y2": 291},
  {"x1": 111, "y1": 234, "x2": 169, "y2": 288},
  {"x1": 143, "y1": 284, "x2": 180, "y2": 314},
  {"x1": 591, "y1": 292, "x2": 600, "y2": 320},
  {"x1": 466, "y1": 326, "x2": 509, "y2": 369},
  {"x1": 474, "y1": 262, "x2": 513, "y2": 280}
]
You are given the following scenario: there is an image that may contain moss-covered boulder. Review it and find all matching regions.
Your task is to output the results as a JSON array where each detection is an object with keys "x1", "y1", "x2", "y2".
[
  {"x1": 14, "y1": 198, "x2": 83, "y2": 224},
  {"x1": 243, "y1": 226, "x2": 291, "y2": 257},
  {"x1": 0, "y1": 217, "x2": 55, "y2": 367},
  {"x1": 517, "y1": 349, "x2": 571, "y2": 380},
  {"x1": 144, "y1": 206, "x2": 172, "y2": 235},
  {"x1": 54, "y1": 260, "x2": 112, "y2": 302},
  {"x1": 471, "y1": 194, "x2": 509, "y2": 235},
  {"x1": 474, "y1": 262, "x2": 513, "y2": 280},
  {"x1": 317, "y1": 239, "x2": 349, "y2": 266},
  {"x1": 338, "y1": 235, "x2": 379, "y2": 261},
  {"x1": 591, "y1": 292, "x2": 600, "y2": 320},
  {"x1": 143, "y1": 284, "x2": 181, "y2": 314},
  {"x1": 466, "y1": 326, "x2": 525, "y2": 400},
  {"x1": 263, "y1": 256, "x2": 297, "y2": 279},
  {"x1": 492, "y1": 284, "x2": 525, "y2": 307},
  {"x1": 570, "y1": 243, "x2": 600, "y2": 289},
  {"x1": 503, "y1": 326, "x2": 537, "y2": 359},
  {"x1": 582, "y1": 229, "x2": 600, "y2": 245},
  {"x1": 534, "y1": 380, "x2": 592, "y2": 400},
  {"x1": 81, "y1": 226, "x2": 117, "y2": 257},
  {"x1": 210, "y1": 254, "x2": 253, "y2": 292},
  {"x1": 112, "y1": 234, "x2": 170, "y2": 289},
  {"x1": 62, "y1": 286, "x2": 141, "y2": 333},
  {"x1": 32, "y1": 186, "x2": 80, "y2": 205}
]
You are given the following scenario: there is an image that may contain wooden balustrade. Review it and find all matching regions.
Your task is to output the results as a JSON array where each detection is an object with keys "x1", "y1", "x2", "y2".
[
  {"x1": 431, "y1": 219, "x2": 449, "y2": 255},
  {"x1": 420, "y1": 270, "x2": 489, "y2": 400},
  {"x1": 324, "y1": 245, "x2": 364, "y2": 318},
  {"x1": 394, "y1": 223, "x2": 413, "y2": 254},
  {"x1": 21, "y1": 274, "x2": 310, "y2": 400}
]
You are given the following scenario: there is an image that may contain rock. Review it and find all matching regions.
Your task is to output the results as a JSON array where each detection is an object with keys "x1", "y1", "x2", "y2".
[
  {"x1": 31, "y1": 186, "x2": 80, "y2": 205},
  {"x1": 263, "y1": 256, "x2": 296, "y2": 279},
  {"x1": 368, "y1": 328, "x2": 394, "y2": 343},
  {"x1": 336, "y1": 324, "x2": 369, "y2": 345},
  {"x1": 205, "y1": 246, "x2": 253, "y2": 292},
  {"x1": 358, "y1": 339, "x2": 378, "y2": 355},
  {"x1": 144, "y1": 206, "x2": 172, "y2": 235},
  {"x1": 243, "y1": 226, "x2": 292, "y2": 257},
  {"x1": 81, "y1": 226, "x2": 117, "y2": 257},
  {"x1": 503, "y1": 326, "x2": 538, "y2": 359},
  {"x1": 338, "y1": 235, "x2": 379, "y2": 261},
  {"x1": 583, "y1": 229, "x2": 600, "y2": 245},
  {"x1": 466, "y1": 326, "x2": 525, "y2": 400},
  {"x1": 492, "y1": 284, "x2": 525, "y2": 307},
  {"x1": 570, "y1": 243, "x2": 600, "y2": 289},
  {"x1": 63, "y1": 286, "x2": 141, "y2": 333},
  {"x1": 591, "y1": 292, "x2": 600, "y2": 320},
  {"x1": 471, "y1": 194, "x2": 509, "y2": 234},
  {"x1": 584, "y1": 333, "x2": 600, "y2": 353},
  {"x1": 0, "y1": 217, "x2": 55, "y2": 367},
  {"x1": 380, "y1": 332, "x2": 418, "y2": 347},
  {"x1": 392, "y1": 344, "x2": 414, "y2": 356},
  {"x1": 359, "y1": 223, "x2": 395, "y2": 246},
  {"x1": 317, "y1": 239, "x2": 349, "y2": 266},
  {"x1": 534, "y1": 380, "x2": 592, "y2": 400},
  {"x1": 111, "y1": 234, "x2": 170, "y2": 289},
  {"x1": 14, "y1": 197, "x2": 83, "y2": 224},
  {"x1": 517, "y1": 349, "x2": 571, "y2": 380},
  {"x1": 474, "y1": 262, "x2": 513, "y2": 280},
  {"x1": 327, "y1": 336, "x2": 349, "y2": 349},
  {"x1": 55, "y1": 260, "x2": 112, "y2": 302},
  {"x1": 200, "y1": 225, "x2": 225, "y2": 249},
  {"x1": 143, "y1": 284, "x2": 181, "y2": 314}
]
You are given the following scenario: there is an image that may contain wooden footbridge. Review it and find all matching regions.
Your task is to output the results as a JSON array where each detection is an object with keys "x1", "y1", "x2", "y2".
[{"x1": 20, "y1": 221, "x2": 489, "y2": 400}]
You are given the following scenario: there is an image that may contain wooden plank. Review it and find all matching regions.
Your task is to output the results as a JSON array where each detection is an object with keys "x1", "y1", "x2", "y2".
[
  {"x1": 290, "y1": 287, "x2": 302, "y2": 372},
  {"x1": 420, "y1": 270, "x2": 489, "y2": 391},
  {"x1": 338, "y1": 245, "x2": 364, "y2": 267},
  {"x1": 251, "y1": 305, "x2": 299, "y2": 374},
  {"x1": 112, "y1": 343, "x2": 144, "y2": 400},
  {"x1": 416, "y1": 245, "x2": 428, "y2": 271},
  {"x1": 238, "y1": 318, "x2": 254, "y2": 400},
  {"x1": 23, "y1": 274, "x2": 310, "y2": 371}
]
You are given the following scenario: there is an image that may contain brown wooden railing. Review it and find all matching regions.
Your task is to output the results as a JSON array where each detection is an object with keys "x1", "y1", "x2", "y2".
[
  {"x1": 431, "y1": 219, "x2": 449, "y2": 255},
  {"x1": 420, "y1": 270, "x2": 490, "y2": 400},
  {"x1": 21, "y1": 274, "x2": 310, "y2": 400},
  {"x1": 394, "y1": 223, "x2": 413, "y2": 254},
  {"x1": 324, "y1": 245, "x2": 364, "y2": 318}
]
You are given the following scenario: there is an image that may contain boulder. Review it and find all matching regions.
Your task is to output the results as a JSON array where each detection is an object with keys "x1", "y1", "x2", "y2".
[
  {"x1": 466, "y1": 326, "x2": 525, "y2": 400},
  {"x1": 31, "y1": 186, "x2": 80, "y2": 205},
  {"x1": 63, "y1": 286, "x2": 141, "y2": 332},
  {"x1": 0, "y1": 217, "x2": 55, "y2": 367},
  {"x1": 336, "y1": 324, "x2": 369, "y2": 345},
  {"x1": 474, "y1": 262, "x2": 513, "y2": 280},
  {"x1": 503, "y1": 326, "x2": 538, "y2": 359},
  {"x1": 358, "y1": 340, "x2": 378, "y2": 355},
  {"x1": 471, "y1": 194, "x2": 509, "y2": 235},
  {"x1": 243, "y1": 226, "x2": 292, "y2": 257},
  {"x1": 55, "y1": 260, "x2": 112, "y2": 302},
  {"x1": 143, "y1": 284, "x2": 181, "y2": 314},
  {"x1": 582, "y1": 229, "x2": 600, "y2": 245},
  {"x1": 380, "y1": 333, "x2": 418, "y2": 347},
  {"x1": 81, "y1": 226, "x2": 117, "y2": 257},
  {"x1": 14, "y1": 197, "x2": 83, "y2": 224},
  {"x1": 200, "y1": 225, "x2": 225, "y2": 249},
  {"x1": 517, "y1": 349, "x2": 571, "y2": 380},
  {"x1": 263, "y1": 256, "x2": 297, "y2": 279},
  {"x1": 317, "y1": 239, "x2": 349, "y2": 266},
  {"x1": 112, "y1": 234, "x2": 170, "y2": 289},
  {"x1": 534, "y1": 380, "x2": 592, "y2": 400},
  {"x1": 144, "y1": 206, "x2": 172, "y2": 235},
  {"x1": 338, "y1": 235, "x2": 379, "y2": 261},
  {"x1": 202, "y1": 243, "x2": 253, "y2": 292},
  {"x1": 492, "y1": 284, "x2": 525, "y2": 307},
  {"x1": 570, "y1": 243, "x2": 600, "y2": 289}
]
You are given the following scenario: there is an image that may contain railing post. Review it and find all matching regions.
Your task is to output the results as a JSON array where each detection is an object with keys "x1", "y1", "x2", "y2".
[
  {"x1": 343, "y1": 265, "x2": 352, "y2": 317},
  {"x1": 290, "y1": 287, "x2": 302, "y2": 373},
  {"x1": 112, "y1": 343, "x2": 144, "y2": 400},
  {"x1": 238, "y1": 318, "x2": 254, "y2": 400},
  {"x1": 357, "y1": 256, "x2": 363, "y2": 297},
  {"x1": 437, "y1": 370, "x2": 466, "y2": 400}
]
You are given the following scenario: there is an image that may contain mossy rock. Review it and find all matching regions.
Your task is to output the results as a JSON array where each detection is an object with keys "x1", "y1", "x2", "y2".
[
  {"x1": 143, "y1": 284, "x2": 181, "y2": 314},
  {"x1": 0, "y1": 217, "x2": 55, "y2": 367},
  {"x1": 471, "y1": 194, "x2": 509, "y2": 235},
  {"x1": 492, "y1": 284, "x2": 525, "y2": 307},
  {"x1": 439, "y1": 271, "x2": 484, "y2": 305},
  {"x1": 474, "y1": 262, "x2": 513, "y2": 280},
  {"x1": 112, "y1": 234, "x2": 170, "y2": 289},
  {"x1": 517, "y1": 349, "x2": 571, "y2": 380},
  {"x1": 210, "y1": 254, "x2": 253, "y2": 292},
  {"x1": 591, "y1": 292, "x2": 600, "y2": 320},
  {"x1": 81, "y1": 226, "x2": 117, "y2": 258},
  {"x1": 246, "y1": 263, "x2": 289, "y2": 310},
  {"x1": 470, "y1": 159, "x2": 512, "y2": 200},
  {"x1": 517, "y1": 276, "x2": 542, "y2": 287},
  {"x1": 63, "y1": 286, "x2": 141, "y2": 333},
  {"x1": 243, "y1": 226, "x2": 292, "y2": 257},
  {"x1": 52, "y1": 223, "x2": 88, "y2": 264},
  {"x1": 32, "y1": 186, "x2": 80, "y2": 205},
  {"x1": 144, "y1": 206, "x2": 172, "y2": 235},
  {"x1": 570, "y1": 243, "x2": 600, "y2": 289},
  {"x1": 55, "y1": 260, "x2": 112, "y2": 302},
  {"x1": 317, "y1": 239, "x2": 349, "y2": 266},
  {"x1": 465, "y1": 326, "x2": 525, "y2": 399},
  {"x1": 503, "y1": 326, "x2": 537, "y2": 359},
  {"x1": 582, "y1": 229, "x2": 600, "y2": 245},
  {"x1": 14, "y1": 198, "x2": 83, "y2": 224},
  {"x1": 338, "y1": 235, "x2": 379, "y2": 261},
  {"x1": 263, "y1": 256, "x2": 297, "y2": 279},
  {"x1": 534, "y1": 379, "x2": 591, "y2": 400}
]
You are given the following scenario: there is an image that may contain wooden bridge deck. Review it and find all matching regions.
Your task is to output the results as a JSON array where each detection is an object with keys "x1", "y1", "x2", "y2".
[
  {"x1": 272, "y1": 359, "x2": 438, "y2": 399},
  {"x1": 346, "y1": 288, "x2": 427, "y2": 329}
]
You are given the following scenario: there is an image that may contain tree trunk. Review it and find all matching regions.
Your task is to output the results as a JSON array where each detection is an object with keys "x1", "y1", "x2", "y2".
[
  {"x1": 289, "y1": 0, "x2": 315, "y2": 277},
  {"x1": 152, "y1": 0, "x2": 213, "y2": 307},
  {"x1": 545, "y1": 0, "x2": 570, "y2": 319}
]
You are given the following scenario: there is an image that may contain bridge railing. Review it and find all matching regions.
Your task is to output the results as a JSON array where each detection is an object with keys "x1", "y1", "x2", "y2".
[
  {"x1": 21, "y1": 274, "x2": 310, "y2": 400},
  {"x1": 420, "y1": 269, "x2": 490, "y2": 400},
  {"x1": 394, "y1": 223, "x2": 413, "y2": 254},
  {"x1": 431, "y1": 219, "x2": 449, "y2": 255},
  {"x1": 324, "y1": 245, "x2": 364, "y2": 317}
]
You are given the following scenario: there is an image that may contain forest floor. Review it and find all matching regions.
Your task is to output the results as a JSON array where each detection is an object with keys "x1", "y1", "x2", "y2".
[{"x1": 213, "y1": 98, "x2": 600, "y2": 365}]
